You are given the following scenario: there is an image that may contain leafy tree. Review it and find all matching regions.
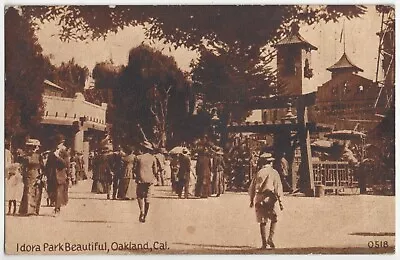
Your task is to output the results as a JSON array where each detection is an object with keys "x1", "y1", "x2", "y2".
[
  {"x1": 5, "y1": 7, "x2": 48, "y2": 143},
  {"x1": 100, "y1": 45, "x2": 194, "y2": 147},
  {"x1": 191, "y1": 48, "x2": 276, "y2": 123},
  {"x1": 23, "y1": 5, "x2": 366, "y2": 54},
  {"x1": 51, "y1": 58, "x2": 89, "y2": 97}
]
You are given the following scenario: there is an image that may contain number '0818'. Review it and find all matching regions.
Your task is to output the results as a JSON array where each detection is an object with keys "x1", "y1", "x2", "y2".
[{"x1": 368, "y1": 241, "x2": 388, "y2": 248}]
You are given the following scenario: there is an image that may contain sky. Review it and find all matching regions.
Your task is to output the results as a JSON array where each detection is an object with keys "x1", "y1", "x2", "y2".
[{"x1": 35, "y1": 5, "x2": 382, "y2": 93}]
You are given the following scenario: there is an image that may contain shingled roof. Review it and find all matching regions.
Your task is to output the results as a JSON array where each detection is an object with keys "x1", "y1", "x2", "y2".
[
  {"x1": 275, "y1": 24, "x2": 318, "y2": 51},
  {"x1": 327, "y1": 52, "x2": 363, "y2": 73}
]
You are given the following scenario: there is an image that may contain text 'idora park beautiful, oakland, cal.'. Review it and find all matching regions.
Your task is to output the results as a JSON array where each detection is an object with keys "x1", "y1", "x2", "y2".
[{"x1": 16, "y1": 241, "x2": 170, "y2": 253}]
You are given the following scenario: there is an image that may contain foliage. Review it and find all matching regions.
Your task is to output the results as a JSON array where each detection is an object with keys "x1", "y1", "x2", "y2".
[
  {"x1": 191, "y1": 48, "x2": 277, "y2": 123},
  {"x1": 5, "y1": 7, "x2": 47, "y2": 139},
  {"x1": 104, "y1": 45, "x2": 194, "y2": 147},
  {"x1": 23, "y1": 5, "x2": 366, "y2": 55},
  {"x1": 54, "y1": 58, "x2": 89, "y2": 97},
  {"x1": 92, "y1": 61, "x2": 122, "y2": 89}
]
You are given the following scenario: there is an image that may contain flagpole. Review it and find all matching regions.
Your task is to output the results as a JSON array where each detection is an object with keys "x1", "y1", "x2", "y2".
[{"x1": 343, "y1": 19, "x2": 346, "y2": 54}]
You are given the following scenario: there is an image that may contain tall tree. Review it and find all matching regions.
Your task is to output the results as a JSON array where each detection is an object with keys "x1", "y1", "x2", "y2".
[
  {"x1": 107, "y1": 45, "x2": 193, "y2": 147},
  {"x1": 54, "y1": 58, "x2": 89, "y2": 97},
  {"x1": 5, "y1": 7, "x2": 48, "y2": 141},
  {"x1": 191, "y1": 48, "x2": 276, "y2": 123}
]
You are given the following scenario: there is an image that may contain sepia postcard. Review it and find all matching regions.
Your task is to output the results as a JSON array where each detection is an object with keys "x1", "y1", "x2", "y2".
[{"x1": 3, "y1": 3, "x2": 396, "y2": 256}]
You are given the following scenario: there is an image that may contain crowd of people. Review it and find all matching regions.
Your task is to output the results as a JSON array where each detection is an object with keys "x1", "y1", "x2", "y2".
[
  {"x1": 5, "y1": 133, "x2": 287, "y2": 249},
  {"x1": 5, "y1": 134, "x2": 75, "y2": 217},
  {"x1": 89, "y1": 140, "x2": 228, "y2": 201}
]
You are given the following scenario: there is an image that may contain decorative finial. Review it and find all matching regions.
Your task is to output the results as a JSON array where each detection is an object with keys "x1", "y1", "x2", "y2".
[{"x1": 291, "y1": 23, "x2": 300, "y2": 34}]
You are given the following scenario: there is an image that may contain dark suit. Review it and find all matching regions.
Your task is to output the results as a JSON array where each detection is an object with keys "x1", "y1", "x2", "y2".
[
  {"x1": 177, "y1": 154, "x2": 191, "y2": 198},
  {"x1": 47, "y1": 150, "x2": 70, "y2": 210}
]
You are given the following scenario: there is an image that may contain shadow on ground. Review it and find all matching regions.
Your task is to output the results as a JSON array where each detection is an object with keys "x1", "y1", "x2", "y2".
[
  {"x1": 65, "y1": 220, "x2": 124, "y2": 224},
  {"x1": 349, "y1": 232, "x2": 395, "y2": 237},
  {"x1": 115, "y1": 245, "x2": 395, "y2": 255}
]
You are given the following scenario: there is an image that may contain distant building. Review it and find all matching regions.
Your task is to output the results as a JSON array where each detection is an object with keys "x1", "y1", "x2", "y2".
[{"x1": 311, "y1": 52, "x2": 381, "y2": 131}]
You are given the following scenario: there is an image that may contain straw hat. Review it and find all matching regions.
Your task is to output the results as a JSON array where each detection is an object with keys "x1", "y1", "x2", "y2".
[
  {"x1": 259, "y1": 152, "x2": 274, "y2": 162},
  {"x1": 26, "y1": 139, "x2": 41, "y2": 147},
  {"x1": 215, "y1": 148, "x2": 224, "y2": 155},
  {"x1": 54, "y1": 134, "x2": 65, "y2": 145}
]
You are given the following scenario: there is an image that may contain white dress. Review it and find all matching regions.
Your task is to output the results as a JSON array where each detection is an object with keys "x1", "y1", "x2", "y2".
[
  {"x1": 189, "y1": 160, "x2": 198, "y2": 196},
  {"x1": 164, "y1": 160, "x2": 172, "y2": 183},
  {"x1": 5, "y1": 149, "x2": 23, "y2": 201}
]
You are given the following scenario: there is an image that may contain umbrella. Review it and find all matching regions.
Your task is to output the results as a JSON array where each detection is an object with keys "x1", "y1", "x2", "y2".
[
  {"x1": 325, "y1": 130, "x2": 366, "y2": 140},
  {"x1": 169, "y1": 146, "x2": 186, "y2": 154}
]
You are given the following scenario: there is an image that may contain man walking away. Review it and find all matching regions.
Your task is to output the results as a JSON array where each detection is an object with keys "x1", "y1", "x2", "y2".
[
  {"x1": 274, "y1": 152, "x2": 293, "y2": 193},
  {"x1": 177, "y1": 148, "x2": 191, "y2": 199},
  {"x1": 112, "y1": 145, "x2": 125, "y2": 200},
  {"x1": 154, "y1": 148, "x2": 166, "y2": 186},
  {"x1": 135, "y1": 141, "x2": 157, "y2": 223},
  {"x1": 249, "y1": 153, "x2": 283, "y2": 249}
]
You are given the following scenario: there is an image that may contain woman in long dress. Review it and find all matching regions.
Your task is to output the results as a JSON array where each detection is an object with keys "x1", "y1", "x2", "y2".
[
  {"x1": 212, "y1": 149, "x2": 225, "y2": 197},
  {"x1": 118, "y1": 147, "x2": 137, "y2": 200},
  {"x1": 91, "y1": 149, "x2": 111, "y2": 194},
  {"x1": 189, "y1": 155, "x2": 198, "y2": 196},
  {"x1": 195, "y1": 149, "x2": 212, "y2": 198},
  {"x1": 91, "y1": 151, "x2": 100, "y2": 193},
  {"x1": 18, "y1": 139, "x2": 43, "y2": 216}
]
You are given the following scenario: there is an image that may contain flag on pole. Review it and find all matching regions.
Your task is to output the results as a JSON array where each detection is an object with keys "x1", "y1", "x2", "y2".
[{"x1": 339, "y1": 25, "x2": 344, "y2": 43}]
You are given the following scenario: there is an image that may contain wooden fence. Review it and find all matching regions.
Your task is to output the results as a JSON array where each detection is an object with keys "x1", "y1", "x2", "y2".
[{"x1": 312, "y1": 161, "x2": 358, "y2": 194}]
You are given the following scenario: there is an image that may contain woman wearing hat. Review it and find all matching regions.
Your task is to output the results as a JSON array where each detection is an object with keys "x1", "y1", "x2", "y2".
[
  {"x1": 46, "y1": 134, "x2": 71, "y2": 216},
  {"x1": 118, "y1": 146, "x2": 137, "y2": 200},
  {"x1": 195, "y1": 148, "x2": 212, "y2": 198},
  {"x1": 18, "y1": 139, "x2": 43, "y2": 216},
  {"x1": 249, "y1": 153, "x2": 284, "y2": 249}
]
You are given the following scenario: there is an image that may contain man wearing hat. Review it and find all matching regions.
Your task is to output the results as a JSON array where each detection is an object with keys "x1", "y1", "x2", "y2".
[
  {"x1": 177, "y1": 147, "x2": 191, "y2": 199},
  {"x1": 249, "y1": 153, "x2": 283, "y2": 249},
  {"x1": 46, "y1": 134, "x2": 71, "y2": 216},
  {"x1": 135, "y1": 141, "x2": 157, "y2": 223},
  {"x1": 154, "y1": 147, "x2": 167, "y2": 186},
  {"x1": 212, "y1": 148, "x2": 225, "y2": 197}
]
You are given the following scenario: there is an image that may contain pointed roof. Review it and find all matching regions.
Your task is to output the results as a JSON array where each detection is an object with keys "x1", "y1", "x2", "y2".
[
  {"x1": 327, "y1": 52, "x2": 363, "y2": 73},
  {"x1": 275, "y1": 23, "x2": 318, "y2": 51}
]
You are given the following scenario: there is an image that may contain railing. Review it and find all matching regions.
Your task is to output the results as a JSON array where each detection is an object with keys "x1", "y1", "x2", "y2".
[{"x1": 312, "y1": 161, "x2": 358, "y2": 194}]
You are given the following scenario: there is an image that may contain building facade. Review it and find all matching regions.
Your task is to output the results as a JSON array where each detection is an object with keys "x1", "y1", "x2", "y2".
[
  {"x1": 311, "y1": 53, "x2": 381, "y2": 131},
  {"x1": 39, "y1": 80, "x2": 108, "y2": 175}
]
